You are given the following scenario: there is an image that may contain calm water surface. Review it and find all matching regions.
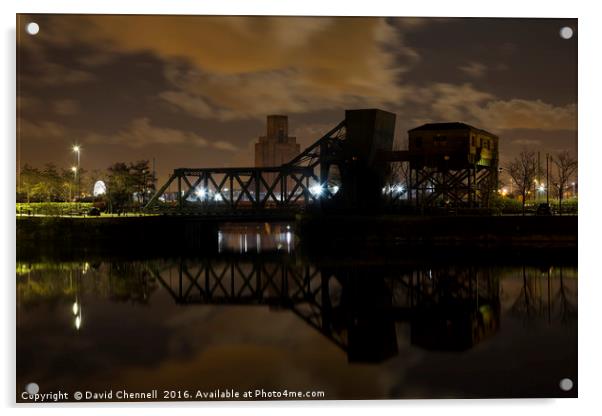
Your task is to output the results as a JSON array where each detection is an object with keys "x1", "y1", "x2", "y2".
[{"x1": 17, "y1": 223, "x2": 577, "y2": 400}]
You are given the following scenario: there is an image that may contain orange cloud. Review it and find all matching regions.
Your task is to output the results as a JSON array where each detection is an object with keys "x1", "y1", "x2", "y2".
[
  {"x1": 28, "y1": 15, "x2": 417, "y2": 120},
  {"x1": 84, "y1": 117, "x2": 237, "y2": 151},
  {"x1": 410, "y1": 83, "x2": 577, "y2": 131}
]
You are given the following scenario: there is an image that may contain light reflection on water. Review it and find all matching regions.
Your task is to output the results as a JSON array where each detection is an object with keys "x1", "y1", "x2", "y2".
[
  {"x1": 16, "y1": 224, "x2": 577, "y2": 400},
  {"x1": 218, "y1": 223, "x2": 294, "y2": 254}
]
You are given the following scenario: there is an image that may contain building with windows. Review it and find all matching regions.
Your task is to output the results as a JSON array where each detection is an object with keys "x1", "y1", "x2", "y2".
[{"x1": 254, "y1": 115, "x2": 300, "y2": 192}]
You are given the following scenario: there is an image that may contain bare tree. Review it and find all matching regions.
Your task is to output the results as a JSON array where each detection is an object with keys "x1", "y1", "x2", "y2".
[
  {"x1": 506, "y1": 151, "x2": 538, "y2": 215},
  {"x1": 551, "y1": 151, "x2": 577, "y2": 215}
]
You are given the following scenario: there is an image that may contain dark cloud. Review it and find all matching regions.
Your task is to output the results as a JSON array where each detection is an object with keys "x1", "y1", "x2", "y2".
[{"x1": 16, "y1": 15, "x2": 577, "y2": 179}]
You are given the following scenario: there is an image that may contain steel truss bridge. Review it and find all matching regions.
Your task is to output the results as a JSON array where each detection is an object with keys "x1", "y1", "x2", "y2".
[
  {"x1": 148, "y1": 258, "x2": 500, "y2": 362},
  {"x1": 145, "y1": 120, "x2": 347, "y2": 215},
  {"x1": 145, "y1": 109, "x2": 500, "y2": 215}
]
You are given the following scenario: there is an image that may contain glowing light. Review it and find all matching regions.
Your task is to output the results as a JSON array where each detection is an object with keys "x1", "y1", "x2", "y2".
[
  {"x1": 75, "y1": 315, "x2": 81, "y2": 330},
  {"x1": 214, "y1": 193, "x2": 223, "y2": 202},
  {"x1": 71, "y1": 166, "x2": 77, "y2": 172},
  {"x1": 72, "y1": 145, "x2": 80, "y2": 153},
  {"x1": 72, "y1": 302, "x2": 79, "y2": 315},
  {"x1": 195, "y1": 187, "x2": 208, "y2": 199},
  {"x1": 93, "y1": 180, "x2": 106, "y2": 196},
  {"x1": 309, "y1": 184, "x2": 323, "y2": 197},
  {"x1": 394, "y1": 184, "x2": 404, "y2": 193},
  {"x1": 286, "y1": 231, "x2": 292, "y2": 253},
  {"x1": 538, "y1": 184, "x2": 545, "y2": 192},
  {"x1": 331, "y1": 185, "x2": 340, "y2": 194}
]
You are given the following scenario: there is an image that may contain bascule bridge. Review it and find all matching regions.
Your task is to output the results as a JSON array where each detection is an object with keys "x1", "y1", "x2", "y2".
[{"x1": 144, "y1": 109, "x2": 499, "y2": 215}]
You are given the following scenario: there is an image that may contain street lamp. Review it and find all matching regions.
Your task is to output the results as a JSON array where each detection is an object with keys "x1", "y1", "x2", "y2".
[
  {"x1": 571, "y1": 182, "x2": 576, "y2": 197},
  {"x1": 72, "y1": 145, "x2": 81, "y2": 200},
  {"x1": 70, "y1": 166, "x2": 77, "y2": 201}
]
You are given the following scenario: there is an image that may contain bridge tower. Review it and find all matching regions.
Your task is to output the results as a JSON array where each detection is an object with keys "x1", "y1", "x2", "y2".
[{"x1": 330, "y1": 109, "x2": 396, "y2": 211}]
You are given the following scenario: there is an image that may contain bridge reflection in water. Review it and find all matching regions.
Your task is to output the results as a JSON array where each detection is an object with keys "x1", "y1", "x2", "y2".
[
  {"x1": 16, "y1": 250, "x2": 577, "y2": 398},
  {"x1": 149, "y1": 257, "x2": 500, "y2": 363}
]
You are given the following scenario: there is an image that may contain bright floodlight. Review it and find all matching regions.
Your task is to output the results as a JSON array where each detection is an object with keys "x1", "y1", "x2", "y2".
[
  {"x1": 72, "y1": 302, "x2": 79, "y2": 316},
  {"x1": 309, "y1": 184, "x2": 323, "y2": 197},
  {"x1": 71, "y1": 166, "x2": 77, "y2": 172},
  {"x1": 196, "y1": 187, "x2": 207, "y2": 199},
  {"x1": 73, "y1": 145, "x2": 80, "y2": 152},
  {"x1": 538, "y1": 184, "x2": 545, "y2": 192},
  {"x1": 331, "y1": 185, "x2": 340, "y2": 194},
  {"x1": 75, "y1": 315, "x2": 81, "y2": 330},
  {"x1": 93, "y1": 180, "x2": 106, "y2": 196},
  {"x1": 214, "y1": 193, "x2": 223, "y2": 202},
  {"x1": 395, "y1": 184, "x2": 404, "y2": 193}
]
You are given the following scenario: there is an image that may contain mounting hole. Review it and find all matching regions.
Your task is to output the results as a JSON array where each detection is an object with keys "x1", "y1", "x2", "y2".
[
  {"x1": 559, "y1": 378, "x2": 574, "y2": 391},
  {"x1": 25, "y1": 382, "x2": 39, "y2": 394},
  {"x1": 26, "y1": 22, "x2": 40, "y2": 35},
  {"x1": 559, "y1": 26, "x2": 573, "y2": 40}
]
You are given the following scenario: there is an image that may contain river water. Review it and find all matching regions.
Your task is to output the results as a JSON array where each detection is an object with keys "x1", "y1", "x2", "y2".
[{"x1": 16, "y1": 223, "x2": 577, "y2": 401}]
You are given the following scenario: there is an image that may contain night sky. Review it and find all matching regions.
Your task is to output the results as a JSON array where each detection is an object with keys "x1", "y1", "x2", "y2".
[{"x1": 17, "y1": 15, "x2": 577, "y2": 181}]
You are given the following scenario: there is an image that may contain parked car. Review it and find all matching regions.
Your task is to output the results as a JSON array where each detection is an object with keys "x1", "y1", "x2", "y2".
[{"x1": 535, "y1": 203, "x2": 553, "y2": 216}]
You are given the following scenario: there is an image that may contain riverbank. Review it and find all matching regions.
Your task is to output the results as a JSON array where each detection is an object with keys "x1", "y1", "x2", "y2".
[
  {"x1": 298, "y1": 213, "x2": 577, "y2": 249},
  {"x1": 16, "y1": 214, "x2": 577, "y2": 260},
  {"x1": 16, "y1": 215, "x2": 219, "y2": 259}
]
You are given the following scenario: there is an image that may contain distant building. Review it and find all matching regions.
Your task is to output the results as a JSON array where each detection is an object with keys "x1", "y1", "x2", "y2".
[
  {"x1": 255, "y1": 115, "x2": 300, "y2": 192},
  {"x1": 255, "y1": 115, "x2": 300, "y2": 168}
]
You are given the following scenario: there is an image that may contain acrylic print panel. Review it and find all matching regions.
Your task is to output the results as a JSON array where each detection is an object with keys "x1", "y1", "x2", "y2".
[{"x1": 16, "y1": 14, "x2": 577, "y2": 402}]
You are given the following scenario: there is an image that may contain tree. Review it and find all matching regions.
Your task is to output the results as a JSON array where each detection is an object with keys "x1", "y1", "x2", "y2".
[
  {"x1": 106, "y1": 162, "x2": 133, "y2": 212},
  {"x1": 551, "y1": 151, "x2": 577, "y2": 215},
  {"x1": 506, "y1": 151, "x2": 538, "y2": 215},
  {"x1": 129, "y1": 160, "x2": 156, "y2": 204},
  {"x1": 19, "y1": 164, "x2": 41, "y2": 202},
  {"x1": 105, "y1": 160, "x2": 155, "y2": 212}
]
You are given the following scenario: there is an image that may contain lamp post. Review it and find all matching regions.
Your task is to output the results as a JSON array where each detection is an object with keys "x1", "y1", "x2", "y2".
[
  {"x1": 71, "y1": 166, "x2": 77, "y2": 201},
  {"x1": 72, "y1": 145, "x2": 80, "y2": 200},
  {"x1": 572, "y1": 182, "x2": 576, "y2": 198},
  {"x1": 546, "y1": 153, "x2": 550, "y2": 204}
]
